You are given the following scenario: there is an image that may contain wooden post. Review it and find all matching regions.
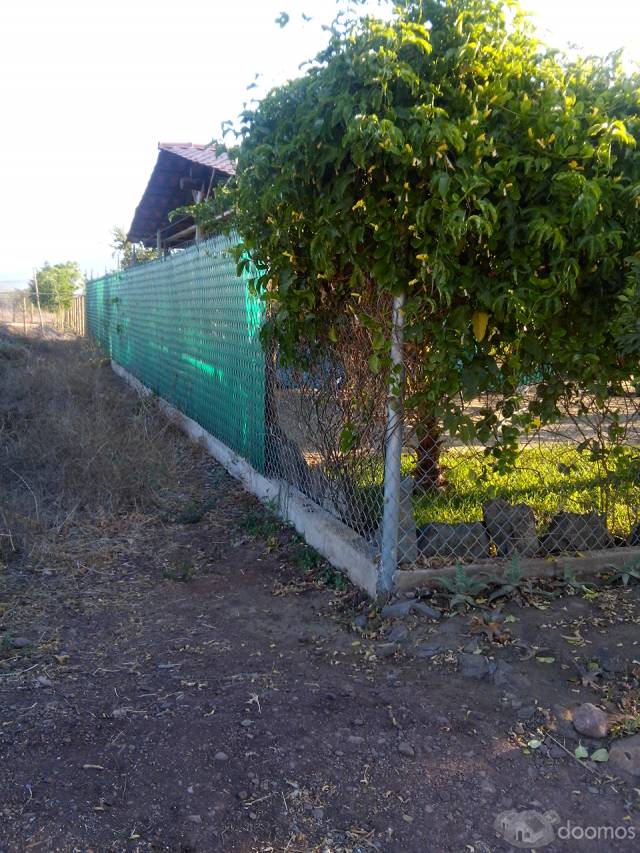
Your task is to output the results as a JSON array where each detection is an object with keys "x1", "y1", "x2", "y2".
[
  {"x1": 194, "y1": 190, "x2": 204, "y2": 242},
  {"x1": 22, "y1": 295, "x2": 27, "y2": 334},
  {"x1": 33, "y1": 269, "x2": 44, "y2": 334}
]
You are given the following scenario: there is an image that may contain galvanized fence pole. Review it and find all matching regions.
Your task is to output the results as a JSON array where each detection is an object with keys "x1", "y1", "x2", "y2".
[{"x1": 377, "y1": 292, "x2": 405, "y2": 596}]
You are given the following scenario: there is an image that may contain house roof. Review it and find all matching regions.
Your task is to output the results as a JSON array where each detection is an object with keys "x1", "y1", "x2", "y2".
[
  {"x1": 158, "y1": 143, "x2": 236, "y2": 173},
  {"x1": 128, "y1": 143, "x2": 235, "y2": 247}
]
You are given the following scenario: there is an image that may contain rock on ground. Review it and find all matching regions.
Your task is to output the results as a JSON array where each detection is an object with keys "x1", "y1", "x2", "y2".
[
  {"x1": 483, "y1": 499, "x2": 538, "y2": 558},
  {"x1": 417, "y1": 521, "x2": 488, "y2": 560},
  {"x1": 609, "y1": 734, "x2": 640, "y2": 778},
  {"x1": 541, "y1": 512, "x2": 614, "y2": 554},
  {"x1": 572, "y1": 703, "x2": 611, "y2": 739}
]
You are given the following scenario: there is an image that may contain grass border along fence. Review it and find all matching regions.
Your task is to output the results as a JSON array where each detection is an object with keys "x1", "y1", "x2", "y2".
[{"x1": 86, "y1": 235, "x2": 380, "y2": 596}]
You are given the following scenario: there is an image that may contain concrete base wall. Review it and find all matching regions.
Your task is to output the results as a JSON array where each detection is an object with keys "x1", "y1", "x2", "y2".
[
  {"x1": 394, "y1": 546, "x2": 640, "y2": 593},
  {"x1": 112, "y1": 360, "x2": 636, "y2": 600},
  {"x1": 111, "y1": 361, "x2": 379, "y2": 596}
]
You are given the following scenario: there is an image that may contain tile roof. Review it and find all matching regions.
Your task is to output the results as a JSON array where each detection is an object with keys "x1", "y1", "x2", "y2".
[
  {"x1": 158, "y1": 143, "x2": 235, "y2": 175},
  {"x1": 128, "y1": 143, "x2": 235, "y2": 245}
]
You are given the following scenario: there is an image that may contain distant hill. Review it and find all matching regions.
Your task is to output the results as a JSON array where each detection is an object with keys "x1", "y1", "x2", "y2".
[{"x1": 0, "y1": 281, "x2": 27, "y2": 293}]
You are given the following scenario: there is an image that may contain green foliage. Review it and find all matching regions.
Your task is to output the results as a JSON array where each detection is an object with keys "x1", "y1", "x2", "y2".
[
  {"x1": 411, "y1": 444, "x2": 640, "y2": 535},
  {"x1": 240, "y1": 509, "x2": 283, "y2": 539},
  {"x1": 111, "y1": 227, "x2": 157, "y2": 269},
  {"x1": 291, "y1": 541, "x2": 323, "y2": 572},
  {"x1": 433, "y1": 563, "x2": 492, "y2": 609},
  {"x1": 207, "y1": 0, "x2": 640, "y2": 462},
  {"x1": 29, "y1": 261, "x2": 83, "y2": 311},
  {"x1": 487, "y1": 556, "x2": 525, "y2": 601},
  {"x1": 616, "y1": 559, "x2": 640, "y2": 586}
]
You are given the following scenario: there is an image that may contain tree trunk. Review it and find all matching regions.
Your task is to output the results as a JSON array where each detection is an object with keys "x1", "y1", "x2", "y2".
[{"x1": 413, "y1": 416, "x2": 445, "y2": 493}]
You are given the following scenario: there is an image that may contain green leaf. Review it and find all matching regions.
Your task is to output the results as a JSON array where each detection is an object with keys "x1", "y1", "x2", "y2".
[
  {"x1": 438, "y1": 173, "x2": 451, "y2": 199},
  {"x1": 368, "y1": 354, "x2": 381, "y2": 374},
  {"x1": 574, "y1": 745, "x2": 589, "y2": 760},
  {"x1": 590, "y1": 748, "x2": 609, "y2": 762}
]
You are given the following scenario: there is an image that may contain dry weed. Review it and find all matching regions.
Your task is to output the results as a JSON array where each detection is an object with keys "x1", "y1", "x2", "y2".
[{"x1": 0, "y1": 327, "x2": 191, "y2": 568}]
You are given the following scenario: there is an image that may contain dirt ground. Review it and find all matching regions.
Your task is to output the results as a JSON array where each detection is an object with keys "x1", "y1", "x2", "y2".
[{"x1": 2, "y1": 335, "x2": 640, "y2": 852}]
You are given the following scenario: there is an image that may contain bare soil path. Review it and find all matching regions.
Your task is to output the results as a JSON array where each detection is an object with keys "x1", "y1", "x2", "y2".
[{"x1": 1, "y1": 334, "x2": 640, "y2": 852}]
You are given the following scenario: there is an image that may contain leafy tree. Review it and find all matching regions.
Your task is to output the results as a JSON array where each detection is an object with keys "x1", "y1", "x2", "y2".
[
  {"x1": 29, "y1": 262, "x2": 84, "y2": 312},
  {"x1": 111, "y1": 227, "x2": 157, "y2": 269},
  {"x1": 205, "y1": 0, "x2": 640, "y2": 487}
]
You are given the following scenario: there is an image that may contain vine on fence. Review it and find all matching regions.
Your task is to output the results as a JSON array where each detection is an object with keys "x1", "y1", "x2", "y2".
[{"x1": 184, "y1": 0, "x2": 640, "y2": 490}]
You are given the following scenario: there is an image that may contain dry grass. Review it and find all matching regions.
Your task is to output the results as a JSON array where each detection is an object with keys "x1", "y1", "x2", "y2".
[{"x1": 0, "y1": 326, "x2": 191, "y2": 568}]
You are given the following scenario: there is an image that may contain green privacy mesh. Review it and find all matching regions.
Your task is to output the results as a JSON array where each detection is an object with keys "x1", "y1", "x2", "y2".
[{"x1": 86, "y1": 233, "x2": 265, "y2": 472}]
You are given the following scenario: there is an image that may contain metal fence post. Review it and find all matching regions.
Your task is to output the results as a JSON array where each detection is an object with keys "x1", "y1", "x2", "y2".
[{"x1": 377, "y1": 292, "x2": 405, "y2": 596}]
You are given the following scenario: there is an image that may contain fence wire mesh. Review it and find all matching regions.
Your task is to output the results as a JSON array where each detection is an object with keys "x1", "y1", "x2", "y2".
[
  {"x1": 264, "y1": 293, "x2": 391, "y2": 543},
  {"x1": 87, "y1": 234, "x2": 265, "y2": 472},
  {"x1": 401, "y1": 383, "x2": 640, "y2": 569},
  {"x1": 86, "y1": 241, "x2": 640, "y2": 583}
]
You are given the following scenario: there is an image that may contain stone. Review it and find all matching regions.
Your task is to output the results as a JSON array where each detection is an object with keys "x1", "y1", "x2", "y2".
[
  {"x1": 112, "y1": 708, "x2": 128, "y2": 720},
  {"x1": 541, "y1": 512, "x2": 614, "y2": 554},
  {"x1": 413, "y1": 601, "x2": 442, "y2": 619},
  {"x1": 397, "y1": 477, "x2": 419, "y2": 564},
  {"x1": 353, "y1": 613, "x2": 368, "y2": 630},
  {"x1": 381, "y1": 599, "x2": 413, "y2": 618},
  {"x1": 214, "y1": 752, "x2": 228, "y2": 762},
  {"x1": 387, "y1": 623, "x2": 409, "y2": 644},
  {"x1": 347, "y1": 735, "x2": 364, "y2": 745},
  {"x1": 375, "y1": 477, "x2": 418, "y2": 564},
  {"x1": 459, "y1": 653, "x2": 493, "y2": 680},
  {"x1": 517, "y1": 706, "x2": 536, "y2": 722},
  {"x1": 398, "y1": 742, "x2": 415, "y2": 757},
  {"x1": 595, "y1": 647, "x2": 628, "y2": 676},
  {"x1": 417, "y1": 522, "x2": 489, "y2": 560},
  {"x1": 413, "y1": 641, "x2": 446, "y2": 659},
  {"x1": 376, "y1": 642, "x2": 399, "y2": 659},
  {"x1": 492, "y1": 661, "x2": 528, "y2": 692},
  {"x1": 572, "y1": 703, "x2": 611, "y2": 739},
  {"x1": 240, "y1": 719, "x2": 254, "y2": 728},
  {"x1": 551, "y1": 705, "x2": 578, "y2": 740},
  {"x1": 381, "y1": 599, "x2": 440, "y2": 620},
  {"x1": 483, "y1": 499, "x2": 538, "y2": 557},
  {"x1": 609, "y1": 734, "x2": 640, "y2": 777},
  {"x1": 11, "y1": 637, "x2": 30, "y2": 649},
  {"x1": 627, "y1": 523, "x2": 640, "y2": 546},
  {"x1": 187, "y1": 814, "x2": 202, "y2": 824}
]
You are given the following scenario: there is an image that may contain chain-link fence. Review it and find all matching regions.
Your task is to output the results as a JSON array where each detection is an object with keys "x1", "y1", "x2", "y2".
[
  {"x1": 87, "y1": 235, "x2": 266, "y2": 471},
  {"x1": 86, "y1": 240, "x2": 640, "y2": 592},
  {"x1": 401, "y1": 385, "x2": 640, "y2": 568}
]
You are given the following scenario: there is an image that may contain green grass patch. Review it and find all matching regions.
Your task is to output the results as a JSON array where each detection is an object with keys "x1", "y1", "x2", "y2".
[{"x1": 408, "y1": 444, "x2": 640, "y2": 536}]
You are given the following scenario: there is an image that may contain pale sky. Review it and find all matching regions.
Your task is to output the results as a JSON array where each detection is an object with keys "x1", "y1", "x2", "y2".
[{"x1": 0, "y1": 0, "x2": 638, "y2": 285}]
